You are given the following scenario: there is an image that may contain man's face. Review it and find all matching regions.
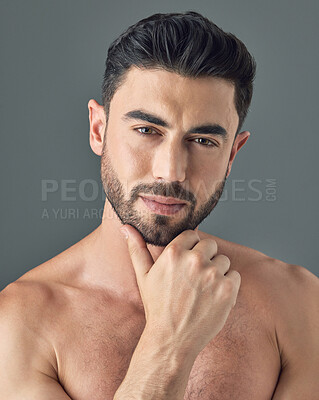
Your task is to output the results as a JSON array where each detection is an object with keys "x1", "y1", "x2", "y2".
[{"x1": 100, "y1": 67, "x2": 241, "y2": 247}]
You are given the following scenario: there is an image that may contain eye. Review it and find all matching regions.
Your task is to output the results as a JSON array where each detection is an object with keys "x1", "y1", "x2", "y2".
[
  {"x1": 193, "y1": 138, "x2": 217, "y2": 147},
  {"x1": 135, "y1": 127, "x2": 157, "y2": 136}
]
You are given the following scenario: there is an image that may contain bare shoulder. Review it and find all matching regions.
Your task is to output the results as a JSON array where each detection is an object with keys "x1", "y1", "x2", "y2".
[
  {"x1": 266, "y1": 260, "x2": 319, "y2": 367},
  {"x1": 199, "y1": 230, "x2": 318, "y2": 295},
  {"x1": 0, "y1": 278, "x2": 60, "y2": 373},
  {"x1": 0, "y1": 243, "x2": 84, "y2": 345},
  {"x1": 248, "y1": 254, "x2": 319, "y2": 397},
  {"x1": 199, "y1": 230, "x2": 319, "y2": 334},
  {"x1": 0, "y1": 278, "x2": 64, "y2": 398},
  {"x1": 200, "y1": 230, "x2": 319, "y2": 395}
]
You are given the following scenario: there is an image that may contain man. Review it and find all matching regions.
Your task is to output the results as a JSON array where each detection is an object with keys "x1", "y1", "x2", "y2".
[{"x1": 0, "y1": 11, "x2": 318, "y2": 400}]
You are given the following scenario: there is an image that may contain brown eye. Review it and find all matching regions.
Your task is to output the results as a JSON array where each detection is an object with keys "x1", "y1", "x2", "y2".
[
  {"x1": 136, "y1": 127, "x2": 156, "y2": 135},
  {"x1": 194, "y1": 138, "x2": 217, "y2": 147}
]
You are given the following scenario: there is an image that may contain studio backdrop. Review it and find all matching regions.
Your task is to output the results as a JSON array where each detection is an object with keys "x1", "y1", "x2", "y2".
[{"x1": 1, "y1": 0, "x2": 318, "y2": 290}]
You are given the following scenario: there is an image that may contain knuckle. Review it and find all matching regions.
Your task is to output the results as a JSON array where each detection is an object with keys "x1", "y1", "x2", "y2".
[
  {"x1": 166, "y1": 243, "x2": 180, "y2": 258},
  {"x1": 201, "y1": 238, "x2": 218, "y2": 253},
  {"x1": 190, "y1": 250, "x2": 206, "y2": 266},
  {"x1": 215, "y1": 254, "x2": 231, "y2": 265},
  {"x1": 228, "y1": 270, "x2": 241, "y2": 286},
  {"x1": 207, "y1": 238, "x2": 218, "y2": 249},
  {"x1": 210, "y1": 266, "x2": 219, "y2": 279},
  {"x1": 232, "y1": 270, "x2": 241, "y2": 281}
]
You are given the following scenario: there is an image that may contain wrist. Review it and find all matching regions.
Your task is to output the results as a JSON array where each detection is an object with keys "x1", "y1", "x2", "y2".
[
  {"x1": 140, "y1": 322, "x2": 198, "y2": 368},
  {"x1": 113, "y1": 325, "x2": 196, "y2": 400}
]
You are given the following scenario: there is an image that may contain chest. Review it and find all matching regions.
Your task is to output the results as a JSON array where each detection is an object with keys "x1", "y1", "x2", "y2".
[{"x1": 55, "y1": 297, "x2": 281, "y2": 400}]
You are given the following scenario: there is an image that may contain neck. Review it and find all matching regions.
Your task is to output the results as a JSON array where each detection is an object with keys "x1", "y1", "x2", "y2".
[{"x1": 80, "y1": 200, "x2": 172, "y2": 307}]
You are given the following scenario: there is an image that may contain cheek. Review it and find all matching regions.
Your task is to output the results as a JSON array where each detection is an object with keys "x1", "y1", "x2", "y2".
[
  {"x1": 189, "y1": 154, "x2": 228, "y2": 201},
  {"x1": 127, "y1": 144, "x2": 150, "y2": 174},
  {"x1": 112, "y1": 139, "x2": 152, "y2": 184}
]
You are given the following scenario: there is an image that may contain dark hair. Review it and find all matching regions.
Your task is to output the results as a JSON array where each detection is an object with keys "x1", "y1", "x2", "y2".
[{"x1": 102, "y1": 11, "x2": 256, "y2": 136}]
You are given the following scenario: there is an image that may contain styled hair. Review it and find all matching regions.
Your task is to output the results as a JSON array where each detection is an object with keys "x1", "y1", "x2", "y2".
[{"x1": 102, "y1": 11, "x2": 256, "y2": 136}]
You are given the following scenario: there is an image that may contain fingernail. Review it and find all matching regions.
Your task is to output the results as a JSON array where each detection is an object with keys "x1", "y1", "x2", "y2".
[{"x1": 120, "y1": 227, "x2": 128, "y2": 239}]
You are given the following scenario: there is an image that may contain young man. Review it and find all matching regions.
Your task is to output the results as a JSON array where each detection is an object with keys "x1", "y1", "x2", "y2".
[{"x1": 1, "y1": 11, "x2": 318, "y2": 400}]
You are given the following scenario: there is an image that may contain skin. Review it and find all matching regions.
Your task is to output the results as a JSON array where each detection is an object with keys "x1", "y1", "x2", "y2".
[{"x1": 0, "y1": 66, "x2": 318, "y2": 400}]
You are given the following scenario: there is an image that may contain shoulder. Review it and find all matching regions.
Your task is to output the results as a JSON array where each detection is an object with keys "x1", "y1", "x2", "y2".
[
  {"x1": 268, "y1": 262, "x2": 319, "y2": 367},
  {"x1": 0, "y1": 260, "x2": 84, "y2": 335},
  {"x1": 0, "y1": 278, "x2": 66, "y2": 387},
  {"x1": 198, "y1": 229, "x2": 318, "y2": 296},
  {"x1": 269, "y1": 264, "x2": 319, "y2": 396},
  {"x1": 199, "y1": 230, "x2": 319, "y2": 367},
  {"x1": 0, "y1": 279, "x2": 59, "y2": 360},
  {"x1": 198, "y1": 230, "x2": 318, "y2": 329},
  {"x1": 0, "y1": 280, "x2": 73, "y2": 398}
]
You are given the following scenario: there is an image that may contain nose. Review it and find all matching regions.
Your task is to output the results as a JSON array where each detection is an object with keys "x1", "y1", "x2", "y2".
[{"x1": 151, "y1": 138, "x2": 187, "y2": 183}]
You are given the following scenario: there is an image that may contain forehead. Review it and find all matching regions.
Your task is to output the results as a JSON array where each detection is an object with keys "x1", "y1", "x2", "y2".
[{"x1": 109, "y1": 66, "x2": 239, "y2": 136}]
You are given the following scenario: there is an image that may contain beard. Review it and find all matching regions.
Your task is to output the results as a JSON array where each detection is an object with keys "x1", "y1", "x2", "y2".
[{"x1": 100, "y1": 139, "x2": 228, "y2": 247}]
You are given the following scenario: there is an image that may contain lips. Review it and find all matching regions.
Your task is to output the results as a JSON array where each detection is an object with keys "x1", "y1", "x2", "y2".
[
  {"x1": 140, "y1": 196, "x2": 186, "y2": 215},
  {"x1": 140, "y1": 195, "x2": 186, "y2": 205}
]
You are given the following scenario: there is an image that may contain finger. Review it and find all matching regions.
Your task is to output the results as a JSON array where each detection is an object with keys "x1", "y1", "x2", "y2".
[
  {"x1": 225, "y1": 270, "x2": 241, "y2": 295},
  {"x1": 121, "y1": 225, "x2": 154, "y2": 281},
  {"x1": 209, "y1": 254, "x2": 231, "y2": 275},
  {"x1": 192, "y1": 238, "x2": 218, "y2": 260},
  {"x1": 168, "y1": 229, "x2": 200, "y2": 251}
]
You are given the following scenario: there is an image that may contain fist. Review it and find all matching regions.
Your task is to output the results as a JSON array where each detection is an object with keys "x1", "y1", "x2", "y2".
[{"x1": 121, "y1": 226, "x2": 241, "y2": 356}]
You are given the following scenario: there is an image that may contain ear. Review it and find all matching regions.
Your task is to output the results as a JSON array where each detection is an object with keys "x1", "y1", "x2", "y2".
[
  {"x1": 226, "y1": 131, "x2": 250, "y2": 178},
  {"x1": 88, "y1": 99, "x2": 106, "y2": 156}
]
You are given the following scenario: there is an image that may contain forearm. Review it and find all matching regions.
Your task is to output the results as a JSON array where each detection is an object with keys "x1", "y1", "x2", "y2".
[{"x1": 113, "y1": 326, "x2": 196, "y2": 400}]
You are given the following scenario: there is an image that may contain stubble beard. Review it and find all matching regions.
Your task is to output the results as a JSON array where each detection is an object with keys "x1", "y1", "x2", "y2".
[{"x1": 100, "y1": 139, "x2": 228, "y2": 247}]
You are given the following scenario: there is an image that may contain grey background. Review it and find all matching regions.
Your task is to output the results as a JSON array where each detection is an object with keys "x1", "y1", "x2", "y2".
[{"x1": 1, "y1": 0, "x2": 318, "y2": 290}]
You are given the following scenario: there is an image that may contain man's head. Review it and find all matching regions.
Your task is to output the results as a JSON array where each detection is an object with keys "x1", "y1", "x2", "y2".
[
  {"x1": 89, "y1": 11, "x2": 256, "y2": 246},
  {"x1": 102, "y1": 11, "x2": 256, "y2": 137}
]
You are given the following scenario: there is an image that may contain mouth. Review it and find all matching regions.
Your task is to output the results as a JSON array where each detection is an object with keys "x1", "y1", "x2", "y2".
[{"x1": 140, "y1": 195, "x2": 186, "y2": 216}]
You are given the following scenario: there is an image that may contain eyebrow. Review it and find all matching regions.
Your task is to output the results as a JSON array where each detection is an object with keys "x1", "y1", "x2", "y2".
[{"x1": 122, "y1": 109, "x2": 229, "y2": 142}]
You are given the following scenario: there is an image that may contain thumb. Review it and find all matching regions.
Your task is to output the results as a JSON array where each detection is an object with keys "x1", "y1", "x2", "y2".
[{"x1": 121, "y1": 225, "x2": 154, "y2": 281}]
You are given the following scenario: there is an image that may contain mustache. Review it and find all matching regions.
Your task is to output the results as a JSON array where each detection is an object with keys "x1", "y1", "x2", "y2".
[{"x1": 130, "y1": 181, "x2": 196, "y2": 205}]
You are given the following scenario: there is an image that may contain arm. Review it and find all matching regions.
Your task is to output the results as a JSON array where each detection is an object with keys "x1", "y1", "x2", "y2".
[
  {"x1": 114, "y1": 227, "x2": 241, "y2": 400},
  {"x1": 0, "y1": 286, "x2": 72, "y2": 400},
  {"x1": 113, "y1": 325, "x2": 196, "y2": 400},
  {"x1": 271, "y1": 265, "x2": 319, "y2": 399}
]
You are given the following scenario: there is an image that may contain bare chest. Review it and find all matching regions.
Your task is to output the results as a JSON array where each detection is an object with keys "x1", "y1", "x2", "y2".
[{"x1": 53, "y1": 296, "x2": 281, "y2": 400}]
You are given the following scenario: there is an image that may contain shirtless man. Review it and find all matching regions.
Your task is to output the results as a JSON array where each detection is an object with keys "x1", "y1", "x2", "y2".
[{"x1": 1, "y1": 11, "x2": 318, "y2": 400}]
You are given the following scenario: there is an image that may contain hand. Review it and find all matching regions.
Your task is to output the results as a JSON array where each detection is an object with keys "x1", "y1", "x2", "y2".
[{"x1": 121, "y1": 226, "x2": 241, "y2": 357}]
